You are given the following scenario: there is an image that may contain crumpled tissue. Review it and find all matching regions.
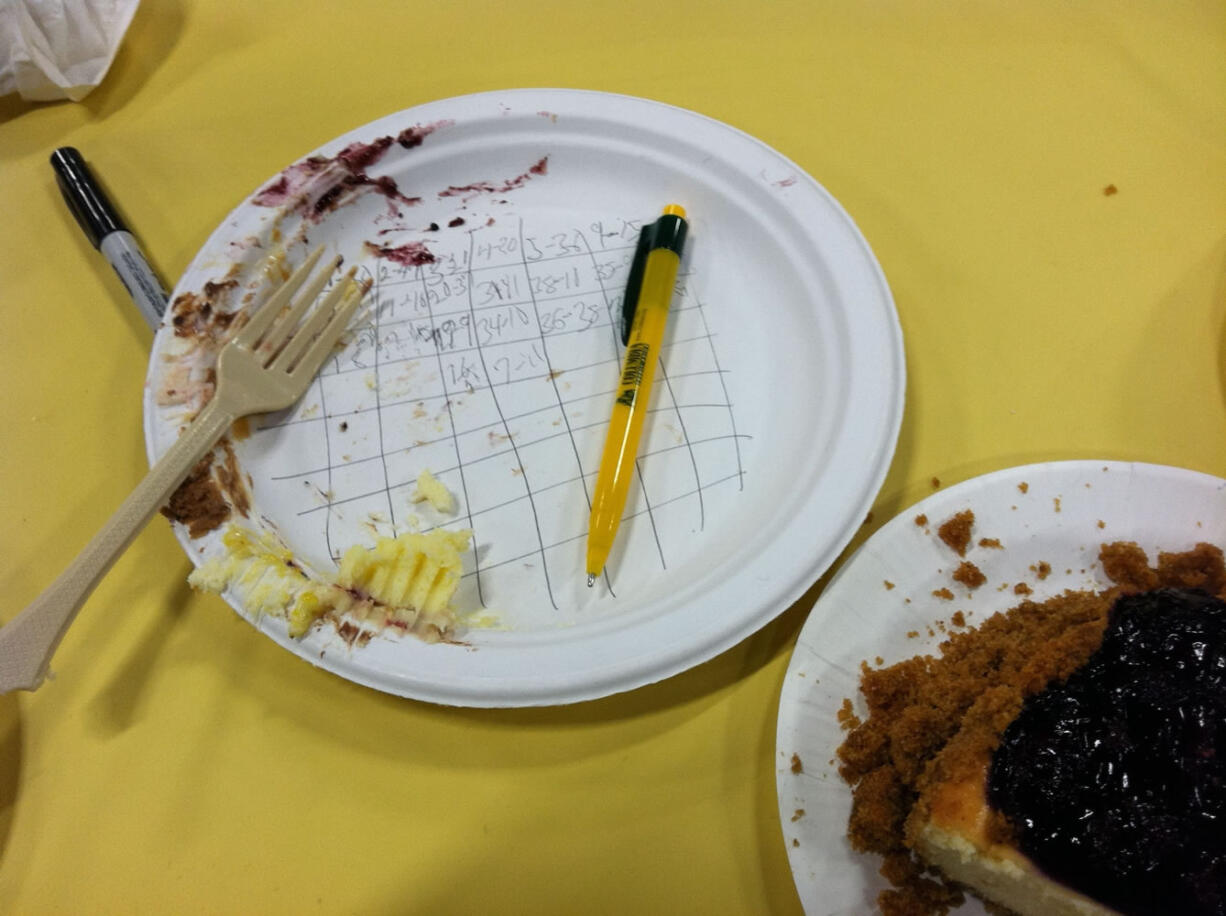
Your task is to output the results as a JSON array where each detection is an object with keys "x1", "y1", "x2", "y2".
[{"x1": 0, "y1": 0, "x2": 140, "y2": 102}]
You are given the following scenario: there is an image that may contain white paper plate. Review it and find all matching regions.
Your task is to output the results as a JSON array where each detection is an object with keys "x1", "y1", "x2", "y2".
[
  {"x1": 774, "y1": 460, "x2": 1226, "y2": 914},
  {"x1": 144, "y1": 89, "x2": 903, "y2": 706}
]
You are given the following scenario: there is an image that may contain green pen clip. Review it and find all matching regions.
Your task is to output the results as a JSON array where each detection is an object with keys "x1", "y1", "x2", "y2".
[{"x1": 620, "y1": 210, "x2": 688, "y2": 345}]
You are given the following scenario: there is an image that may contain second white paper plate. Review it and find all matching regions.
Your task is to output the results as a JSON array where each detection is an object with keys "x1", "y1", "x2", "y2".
[{"x1": 775, "y1": 460, "x2": 1226, "y2": 913}]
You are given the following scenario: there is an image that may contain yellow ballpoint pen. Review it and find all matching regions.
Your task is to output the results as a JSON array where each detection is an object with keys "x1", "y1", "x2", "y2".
[{"x1": 586, "y1": 204, "x2": 689, "y2": 585}]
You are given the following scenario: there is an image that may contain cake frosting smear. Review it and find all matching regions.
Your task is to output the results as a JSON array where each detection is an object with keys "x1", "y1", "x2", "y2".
[{"x1": 837, "y1": 539, "x2": 1226, "y2": 916}]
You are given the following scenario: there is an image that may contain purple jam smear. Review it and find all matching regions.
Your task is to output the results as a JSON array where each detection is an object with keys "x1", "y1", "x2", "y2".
[
  {"x1": 336, "y1": 136, "x2": 394, "y2": 173},
  {"x1": 253, "y1": 122, "x2": 451, "y2": 220},
  {"x1": 397, "y1": 120, "x2": 453, "y2": 149},
  {"x1": 252, "y1": 157, "x2": 334, "y2": 207},
  {"x1": 363, "y1": 240, "x2": 436, "y2": 267},
  {"x1": 438, "y1": 156, "x2": 549, "y2": 198},
  {"x1": 987, "y1": 587, "x2": 1226, "y2": 915}
]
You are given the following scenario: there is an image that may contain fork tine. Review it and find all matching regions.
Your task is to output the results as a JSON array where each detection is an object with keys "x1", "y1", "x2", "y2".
[
  {"x1": 233, "y1": 247, "x2": 325, "y2": 349},
  {"x1": 259, "y1": 254, "x2": 341, "y2": 360},
  {"x1": 286, "y1": 278, "x2": 364, "y2": 383},
  {"x1": 270, "y1": 273, "x2": 352, "y2": 373}
]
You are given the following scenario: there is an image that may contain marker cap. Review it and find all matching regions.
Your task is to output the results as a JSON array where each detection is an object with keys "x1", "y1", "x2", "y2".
[{"x1": 49, "y1": 146, "x2": 128, "y2": 250}]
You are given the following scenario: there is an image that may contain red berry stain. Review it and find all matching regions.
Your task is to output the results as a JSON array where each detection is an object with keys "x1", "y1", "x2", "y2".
[
  {"x1": 438, "y1": 156, "x2": 550, "y2": 199},
  {"x1": 397, "y1": 120, "x2": 454, "y2": 149},
  {"x1": 363, "y1": 240, "x2": 436, "y2": 267},
  {"x1": 253, "y1": 122, "x2": 452, "y2": 219}
]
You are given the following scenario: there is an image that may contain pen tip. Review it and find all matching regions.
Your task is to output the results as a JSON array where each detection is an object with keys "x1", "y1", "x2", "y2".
[
  {"x1": 663, "y1": 203, "x2": 687, "y2": 219},
  {"x1": 586, "y1": 573, "x2": 596, "y2": 588}
]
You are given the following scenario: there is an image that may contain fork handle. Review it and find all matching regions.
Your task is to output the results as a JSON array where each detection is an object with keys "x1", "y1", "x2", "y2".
[{"x1": 0, "y1": 399, "x2": 236, "y2": 693}]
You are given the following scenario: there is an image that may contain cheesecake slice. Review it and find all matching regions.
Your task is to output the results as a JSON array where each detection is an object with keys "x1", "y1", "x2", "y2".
[
  {"x1": 913, "y1": 765, "x2": 1117, "y2": 916},
  {"x1": 838, "y1": 542, "x2": 1226, "y2": 916}
]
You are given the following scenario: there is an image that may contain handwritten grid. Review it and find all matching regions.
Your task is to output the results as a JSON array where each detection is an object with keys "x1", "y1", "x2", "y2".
[{"x1": 257, "y1": 215, "x2": 749, "y2": 613}]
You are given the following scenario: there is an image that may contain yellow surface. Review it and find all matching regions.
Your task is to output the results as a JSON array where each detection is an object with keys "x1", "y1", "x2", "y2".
[{"x1": 0, "y1": 1, "x2": 1223, "y2": 912}]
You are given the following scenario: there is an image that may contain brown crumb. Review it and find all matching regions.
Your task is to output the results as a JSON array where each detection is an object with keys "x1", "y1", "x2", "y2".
[
  {"x1": 931, "y1": 587, "x2": 954, "y2": 601},
  {"x1": 878, "y1": 852, "x2": 966, "y2": 914},
  {"x1": 791, "y1": 809, "x2": 806, "y2": 822},
  {"x1": 1013, "y1": 582, "x2": 1033, "y2": 596},
  {"x1": 1053, "y1": 497, "x2": 1062, "y2": 513},
  {"x1": 1018, "y1": 482, "x2": 1029, "y2": 494},
  {"x1": 790, "y1": 753, "x2": 804, "y2": 774},
  {"x1": 907, "y1": 630, "x2": 919, "y2": 639},
  {"x1": 792, "y1": 838, "x2": 800, "y2": 847},
  {"x1": 218, "y1": 444, "x2": 250, "y2": 520},
  {"x1": 950, "y1": 611, "x2": 966, "y2": 627},
  {"x1": 837, "y1": 541, "x2": 1226, "y2": 915},
  {"x1": 162, "y1": 453, "x2": 230, "y2": 537},
  {"x1": 336, "y1": 619, "x2": 375, "y2": 649},
  {"x1": 1103, "y1": 183, "x2": 1118, "y2": 195},
  {"x1": 837, "y1": 697, "x2": 863, "y2": 731},
  {"x1": 168, "y1": 279, "x2": 240, "y2": 342},
  {"x1": 1031, "y1": 561, "x2": 1051, "y2": 580},
  {"x1": 884, "y1": 580, "x2": 896, "y2": 590},
  {"x1": 162, "y1": 440, "x2": 250, "y2": 538},
  {"x1": 931, "y1": 477, "x2": 941, "y2": 489},
  {"x1": 952, "y1": 561, "x2": 986, "y2": 590},
  {"x1": 915, "y1": 514, "x2": 928, "y2": 527},
  {"x1": 1100, "y1": 541, "x2": 1158, "y2": 591},
  {"x1": 978, "y1": 538, "x2": 1002, "y2": 549},
  {"x1": 1157, "y1": 542, "x2": 1226, "y2": 593},
  {"x1": 937, "y1": 510, "x2": 974, "y2": 556},
  {"x1": 1097, "y1": 520, "x2": 1106, "y2": 529}
]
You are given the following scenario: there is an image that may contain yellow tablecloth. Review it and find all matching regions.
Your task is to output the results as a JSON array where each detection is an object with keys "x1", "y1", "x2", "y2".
[{"x1": 1, "y1": 2, "x2": 1223, "y2": 912}]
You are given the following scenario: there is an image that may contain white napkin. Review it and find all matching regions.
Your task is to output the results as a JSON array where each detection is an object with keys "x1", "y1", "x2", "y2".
[{"x1": 0, "y1": 0, "x2": 140, "y2": 101}]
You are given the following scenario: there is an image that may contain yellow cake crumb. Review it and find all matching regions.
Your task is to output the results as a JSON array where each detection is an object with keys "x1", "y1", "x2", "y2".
[
  {"x1": 413, "y1": 469, "x2": 456, "y2": 514},
  {"x1": 336, "y1": 528, "x2": 470, "y2": 617},
  {"x1": 189, "y1": 525, "x2": 473, "y2": 639}
]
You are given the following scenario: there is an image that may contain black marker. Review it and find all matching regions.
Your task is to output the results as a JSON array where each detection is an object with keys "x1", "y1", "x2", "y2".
[{"x1": 50, "y1": 146, "x2": 168, "y2": 328}]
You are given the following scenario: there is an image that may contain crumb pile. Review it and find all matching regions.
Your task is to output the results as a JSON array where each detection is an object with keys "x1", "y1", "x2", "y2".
[{"x1": 836, "y1": 540, "x2": 1226, "y2": 916}]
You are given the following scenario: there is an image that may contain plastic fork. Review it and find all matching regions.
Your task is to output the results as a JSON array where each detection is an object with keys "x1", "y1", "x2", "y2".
[{"x1": 0, "y1": 248, "x2": 365, "y2": 693}]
